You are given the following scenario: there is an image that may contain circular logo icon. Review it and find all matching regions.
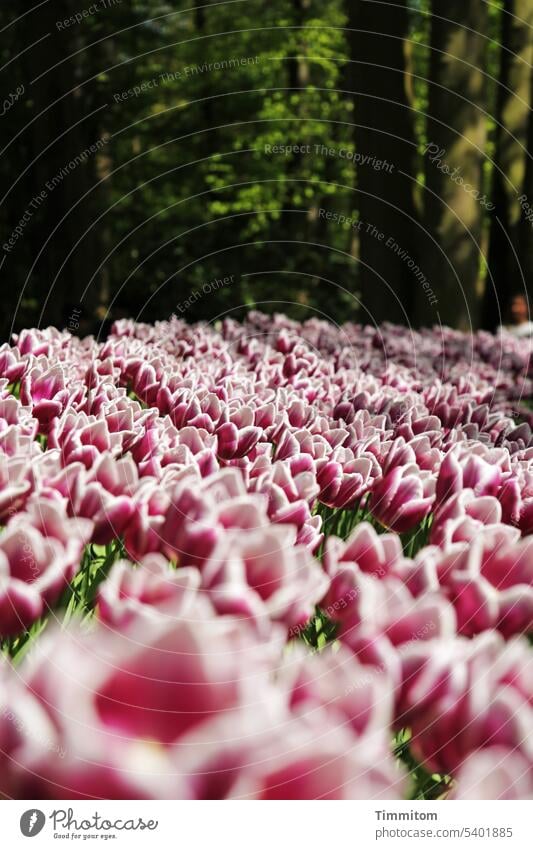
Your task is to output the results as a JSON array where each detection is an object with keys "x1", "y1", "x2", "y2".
[{"x1": 20, "y1": 810, "x2": 46, "y2": 837}]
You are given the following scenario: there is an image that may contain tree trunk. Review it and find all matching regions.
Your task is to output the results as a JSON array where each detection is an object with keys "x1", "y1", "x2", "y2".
[
  {"x1": 483, "y1": 0, "x2": 533, "y2": 329},
  {"x1": 517, "y1": 63, "x2": 533, "y2": 305},
  {"x1": 7, "y1": 0, "x2": 102, "y2": 331},
  {"x1": 280, "y1": 0, "x2": 311, "y2": 233},
  {"x1": 420, "y1": 0, "x2": 489, "y2": 330},
  {"x1": 347, "y1": 0, "x2": 419, "y2": 326}
]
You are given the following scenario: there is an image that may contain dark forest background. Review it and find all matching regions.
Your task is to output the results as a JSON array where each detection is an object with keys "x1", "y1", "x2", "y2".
[{"x1": 0, "y1": 0, "x2": 532, "y2": 338}]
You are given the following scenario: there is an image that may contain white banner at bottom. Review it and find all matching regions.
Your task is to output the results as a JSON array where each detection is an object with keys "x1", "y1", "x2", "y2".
[{"x1": 2, "y1": 800, "x2": 532, "y2": 848}]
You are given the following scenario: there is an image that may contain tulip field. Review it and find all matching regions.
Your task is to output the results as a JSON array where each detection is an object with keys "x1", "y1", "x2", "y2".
[{"x1": 1, "y1": 312, "x2": 533, "y2": 800}]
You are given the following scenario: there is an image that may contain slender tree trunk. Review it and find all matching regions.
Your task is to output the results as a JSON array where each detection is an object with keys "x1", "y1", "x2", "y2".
[
  {"x1": 420, "y1": 0, "x2": 489, "y2": 330},
  {"x1": 281, "y1": 0, "x2": 311, "y2": 233},
  {"x1": 347, "y1": 0, "x2": 418, "y2": 325},
  {"x1": 194, "y1": 1, "x2": 214, "y2": 132}
]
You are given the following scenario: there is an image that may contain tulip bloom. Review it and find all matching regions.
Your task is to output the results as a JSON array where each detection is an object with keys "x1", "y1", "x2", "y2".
[{"x1": 371, "y1": 465, "x2": 435, "y2": 533}]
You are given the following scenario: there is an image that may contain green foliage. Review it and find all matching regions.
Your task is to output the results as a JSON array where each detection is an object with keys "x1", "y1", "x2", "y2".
[
  {"x1": 0, "y1": 1, "x2": 528, "y2": 333},
  {"x1": 394, "y1": 728, "x2": 453, "y2": 800}
]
